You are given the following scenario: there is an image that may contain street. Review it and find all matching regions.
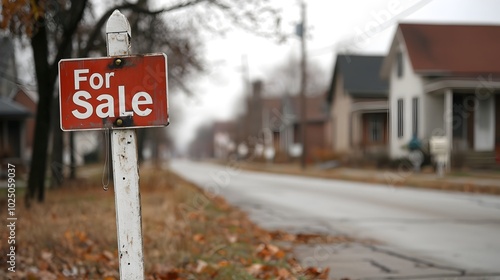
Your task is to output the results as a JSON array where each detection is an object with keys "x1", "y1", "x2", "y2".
[{"x1": 169, "y1": 160, "x2": 500, "y2": 280}]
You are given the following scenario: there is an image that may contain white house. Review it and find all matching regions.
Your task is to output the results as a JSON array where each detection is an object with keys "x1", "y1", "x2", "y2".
[{"x1": 381, "y1": 23, "x2": 500, "y2": 168}]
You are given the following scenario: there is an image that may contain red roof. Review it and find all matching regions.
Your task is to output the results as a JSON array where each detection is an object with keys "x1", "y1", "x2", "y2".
[{"x1": 400, "y1": 23, "x2": 500, "y2": 76}]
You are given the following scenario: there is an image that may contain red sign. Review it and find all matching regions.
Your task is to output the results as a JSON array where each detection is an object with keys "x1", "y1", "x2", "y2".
[{"x1": 59, "y1": 53, "x2": 168, "y2": 131}]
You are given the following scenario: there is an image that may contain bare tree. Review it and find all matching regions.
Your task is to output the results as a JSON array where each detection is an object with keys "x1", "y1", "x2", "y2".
[
  {"x1": 188, "y1": 122, "x2": 214, "y2": 159},
  {"x1": 264, "y1": 56, "x2": 328, "y2": 96}
]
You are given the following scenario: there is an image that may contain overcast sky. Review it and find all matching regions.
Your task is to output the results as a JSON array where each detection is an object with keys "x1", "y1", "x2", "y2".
[{"x1": 168, "y1": 0, "x2": 500, "y2": 152}]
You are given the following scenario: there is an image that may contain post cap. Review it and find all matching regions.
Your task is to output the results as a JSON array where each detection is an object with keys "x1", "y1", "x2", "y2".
[{"x1": 106, "y1": 10, "x2": 131, "y2": 37}]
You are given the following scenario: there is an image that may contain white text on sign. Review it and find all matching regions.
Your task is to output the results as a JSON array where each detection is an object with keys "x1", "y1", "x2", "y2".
[{"x1": 71, "y1": 69, "x2": 153, "y2": 119}]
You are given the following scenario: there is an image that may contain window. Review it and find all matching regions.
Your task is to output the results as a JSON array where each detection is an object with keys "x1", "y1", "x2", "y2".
[
  {"x1": 397, "y1": 99, "x2": 404, "y2": 138},
  {"x1": 412, "y1": 97, "x2": 419, "y2": 136},
  {"x1": 397, "y1": 51, "x2": 403, "y2": 78},
  {"x1": 369, "y1": 116, "x2": 383, "y2": 142}
]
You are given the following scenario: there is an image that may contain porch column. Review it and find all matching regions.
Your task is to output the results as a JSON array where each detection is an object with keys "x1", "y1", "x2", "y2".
[{"x1": 444, "y1": 88, "x2": 453, "y2": 171}]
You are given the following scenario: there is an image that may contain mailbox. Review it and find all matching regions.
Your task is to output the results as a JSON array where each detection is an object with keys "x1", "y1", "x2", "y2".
[
  {"x1": 429, "y1": 136, "x2": 449, "y2": 176},
  {"x1": 430, "y1": 136, "x2": 448, "y2": 155}
]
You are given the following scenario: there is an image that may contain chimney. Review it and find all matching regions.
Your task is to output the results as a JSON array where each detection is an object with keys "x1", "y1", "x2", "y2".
[{"x1": 252, "y1": 80, "x2": 263, "y2": 99}]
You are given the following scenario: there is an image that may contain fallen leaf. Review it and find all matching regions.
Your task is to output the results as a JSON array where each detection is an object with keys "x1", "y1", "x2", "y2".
[
  {"x1": 303, "y1": 267, "x2": 330, "y2": 279},
  {"x1": 217, "y1": 260, "x2": 230, "y2": 268},
  {"x1": 101, "y1": 250, "x2": 114, "y2": 261},
  {"x1": 246, "y1": 263, "x2": 264, "y2": 276},
  {"x1": 41, "y1": 251, "x2": 52, "y2": 261},
  {"x1": 275, "y1": 249, "x2": 286, "y2": 260},
  {"x1": 193, "y1": 233, "x2": 205, "y2": 244},
  {"x1": 83, "y1": 253, "x2": 99, "y2": 262},
  {"x1": 277, "y1": 267, "x2": 291, "y2": 278},
  {"x1": 195, "y1": 260, "x2": 208, "y2": 273},
  {"x1": 256, "y1": 243, "x2": 285, "y2": 261},
  {"x1": 226, "y1": 234, "x2": 238, "y2": 243},
  {"x1": 296, "y1": 233, "x2": 323, "y2": 243},
  {"x1": 76, "y1": 230, "x2": 88, "y2": 242}
]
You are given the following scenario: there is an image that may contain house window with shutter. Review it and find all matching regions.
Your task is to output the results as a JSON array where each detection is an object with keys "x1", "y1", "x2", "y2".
[
  {"x1": 397, "y1": 51, "x2": 403, "y2": 78},
  {"x1": 412, "y1": 97, "x2": 419, "y2": 136},
  {"x1": 397, "y1": 99, "x2": 404, "y2": 138}
]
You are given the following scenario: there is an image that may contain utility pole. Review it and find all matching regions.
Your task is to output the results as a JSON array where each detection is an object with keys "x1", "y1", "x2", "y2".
[
  {"x1": 298, "y1": 1, "x2": 307, "y2": 169},
  {"x1": 242, "y1": 54, "x2": 251, "y2": 97}
]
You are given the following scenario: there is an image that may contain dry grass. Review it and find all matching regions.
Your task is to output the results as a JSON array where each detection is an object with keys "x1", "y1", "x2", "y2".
[
  {"x1": 0, "y1": 165, "x2": 330, "y2": 280},
  {"x1": 235, "y1": 161, "x2": 500, "y2": 196}
]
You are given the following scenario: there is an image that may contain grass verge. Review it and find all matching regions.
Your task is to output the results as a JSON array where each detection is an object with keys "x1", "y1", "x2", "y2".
[{"x1": 232, "y1": 161, "x2": 500, "y2": 196}]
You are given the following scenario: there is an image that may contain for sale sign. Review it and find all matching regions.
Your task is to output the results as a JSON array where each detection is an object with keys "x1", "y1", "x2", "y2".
[{"x1": 59, "y1": 53, "x2": 168, "y2": 131}]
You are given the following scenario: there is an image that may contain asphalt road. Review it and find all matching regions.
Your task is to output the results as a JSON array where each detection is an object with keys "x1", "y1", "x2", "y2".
[{"x1": 169, "y1": 160, "x2": 500, "y2": 280}]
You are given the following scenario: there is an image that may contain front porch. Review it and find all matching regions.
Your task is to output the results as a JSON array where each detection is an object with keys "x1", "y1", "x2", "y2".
[
  {"x1": 350, "y1": 101, "x2": 389, "y2": 156},
  {"x1": 426, "y1": 79, "x2": 500, "y2": 169}
]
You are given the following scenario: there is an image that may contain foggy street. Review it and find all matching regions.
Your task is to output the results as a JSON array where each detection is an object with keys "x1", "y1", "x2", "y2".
[
  {"x1": 170, "y1": 160, "x2": 500, "y2": 279},
  {"x1": 5, "y1": 0, "x2": 500, "y2": 278}
]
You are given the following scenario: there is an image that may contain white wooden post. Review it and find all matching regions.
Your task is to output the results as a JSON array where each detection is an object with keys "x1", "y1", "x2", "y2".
[{"x1": 106, "y1": 10, "x2": 145, "y2": 279}]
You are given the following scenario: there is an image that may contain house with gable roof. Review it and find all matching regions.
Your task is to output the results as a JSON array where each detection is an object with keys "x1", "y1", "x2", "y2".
[
  {"x1": 0, "y1": 35, "x2": 36, "y2": 169},
  {"x1": 0, "y1": 85, "x2": 37, "y2": 165},
  {"x1": 381, "y1": 23, "x2": 500, "y2": 168},
  {"x1": 326, "y1": 54, "x2": 389, "y2": 157},
  {"x1": 261, "y1": 93, "x2": 329, "y2": 161},
  {"x1": 220, "y1": 80, "x2": 329, "y2": 163}
]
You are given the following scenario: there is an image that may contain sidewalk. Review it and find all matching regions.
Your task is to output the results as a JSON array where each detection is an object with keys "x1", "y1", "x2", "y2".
[{"x1": 235, "y1": 161, "x2": 500, "y2": 196}]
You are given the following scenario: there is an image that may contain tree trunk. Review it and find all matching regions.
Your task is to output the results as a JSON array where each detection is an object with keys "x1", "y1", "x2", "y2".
[
  {"x1": 69, "y1": 132, "x2": 76, "y2": 179},
  {"x1": 25, "y1": 0, "x2": 88, "y2": 204},
  {"x1": 50, "y1": 95, "x2": 64, "y2": 187},
  {"x1": 27, "y1": 22, "x2": 52, "y2": 204}
]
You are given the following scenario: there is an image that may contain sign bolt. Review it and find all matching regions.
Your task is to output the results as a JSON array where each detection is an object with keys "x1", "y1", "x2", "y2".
[
  {"x1": 115, "y1": 58, "x2": 122, "y2": 66},
  {"x1": 116, "y1": 118, "x2": 123, "y2": 126}
]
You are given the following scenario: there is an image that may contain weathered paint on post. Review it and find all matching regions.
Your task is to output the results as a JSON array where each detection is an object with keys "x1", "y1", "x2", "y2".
[{"x1": 106, "y1": 10, "x2": 145, "y2": 279}]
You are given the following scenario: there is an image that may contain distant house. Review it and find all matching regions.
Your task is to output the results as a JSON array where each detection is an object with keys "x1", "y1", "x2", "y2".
[
  {"x1": 229, "y1": 80, "x2": 329, "y2": 163},
  {"x1": 0, "y1": 98, "x2": 31, "y2": 164},
  {"x1": 326, "y1": 54, "x2": 389, "y2": 157},
  {"x1": 213, "y1": 121, "x2": 236, "y2": 159},
  {"x1": 381, "y1": 23, "x2": 500, "y2": 168},
  {"x1": 260, "y1": 93, "x2": 329, "y2": 162},
  {"x1": 0, "y1": 35, "x2": 37, "y2": 169},
  {"x1": 261, "y1": 96, "x2": 291, "y2": 154},
  {"x1": 0, "y1": 86, "x2": 37, "y2": 166},
  {"x1": 13, "y1": 86, "x2": 37, "y2": 159}
]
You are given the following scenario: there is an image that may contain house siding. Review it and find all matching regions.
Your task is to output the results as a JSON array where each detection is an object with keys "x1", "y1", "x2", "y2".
[
  {"x1": 331, "y1": 73, "x2": 353, "y2": 153},
  {"x1": 422, "y1": 90, "x2": 444, "y2": 144},
  {"x1": 13, "y1": 90, "x2": 36, "y2": 158},
  {"x1": 389, "y1": 40, "x2": 425, "y2": 159}
]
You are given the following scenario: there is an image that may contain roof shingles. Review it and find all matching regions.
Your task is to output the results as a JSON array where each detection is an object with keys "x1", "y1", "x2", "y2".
[
  {"x1": 400, "y1": 23, "x2": 500, "y2": 76},
  {"x1": 327, "y1": 55, "x2": 388, "y2": 103},
  {"x1": 0, "y1": 98, "x2": 31, "y2": 118}
]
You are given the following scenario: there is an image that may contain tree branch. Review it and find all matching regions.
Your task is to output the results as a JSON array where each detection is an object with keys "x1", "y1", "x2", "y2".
[
  {"x1": 49, "y1": 0, "x2": 89, "y2": 83},
  {"x1": 169, "y1": 73, "x2": 196, "y2": 97},
  {"x1": 80, "y1": 0, "x2": 209, "y2": 57}
]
